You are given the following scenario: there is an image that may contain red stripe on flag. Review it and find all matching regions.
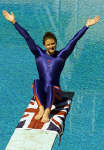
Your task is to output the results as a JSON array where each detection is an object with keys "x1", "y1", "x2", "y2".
[
  {"x1": 22, "y1": 114, "x2": 29, "y2": 118},
  {"x1": 25, "y1": 108, "x2": 37, "y2": 113},
  {"x1": 55, "y1": 111, "x2": 66, "y2": 116},
  {"x1": 28, "y1": 113, "x2": 44, "y2": 129},
  {"x1": 51, "y1": 118, "x2": 62, "y2": 130},
  {"x1": 30, "y1": 101, "x2": 35, "y2": 105}
]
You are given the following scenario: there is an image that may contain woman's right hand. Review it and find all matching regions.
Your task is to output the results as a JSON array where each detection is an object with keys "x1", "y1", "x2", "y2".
[{"x1": 2, "y1": 10, "x2": 16, "y2": 24}]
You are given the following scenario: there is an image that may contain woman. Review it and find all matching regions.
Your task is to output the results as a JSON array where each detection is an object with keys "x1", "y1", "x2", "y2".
[{"x1": 2, "y1": 10, "x2": 100, "y2": 123}]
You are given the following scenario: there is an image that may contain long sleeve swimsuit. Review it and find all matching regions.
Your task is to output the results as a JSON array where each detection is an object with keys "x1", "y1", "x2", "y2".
[{"x1": 14, "y1": 22, "x2": 88, "y2": 109}]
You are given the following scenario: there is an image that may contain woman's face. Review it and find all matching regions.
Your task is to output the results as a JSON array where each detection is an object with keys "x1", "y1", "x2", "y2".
[{"x1": 44, "y1": 38, "x2": 56, "y2": 55}]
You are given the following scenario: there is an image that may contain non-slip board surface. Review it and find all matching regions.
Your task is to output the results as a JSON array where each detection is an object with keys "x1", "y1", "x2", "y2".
[{"x1": 5, "y1": 128, "x2": 57, "y2": 150}]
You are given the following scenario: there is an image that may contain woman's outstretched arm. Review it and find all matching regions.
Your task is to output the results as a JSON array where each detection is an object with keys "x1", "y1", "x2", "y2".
[
  {"x1": 59, "y1": 16, "x2": 100, "y2": 60},
  {"x1": 2, "y1": 10, "x2": 42, "y2": 56}
]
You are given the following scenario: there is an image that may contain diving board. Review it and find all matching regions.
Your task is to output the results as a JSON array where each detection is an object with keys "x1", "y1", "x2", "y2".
[
  {"x1": 5, "y1": 129, "x2": 57, "y2": 150},
  {"x1": 5, "y1": 92, "x2": 74, "y2": 150}
]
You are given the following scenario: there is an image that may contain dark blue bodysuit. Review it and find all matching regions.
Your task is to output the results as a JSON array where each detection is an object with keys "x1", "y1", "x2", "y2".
[{"x1": 14, "y1": 22, "x2": 88, "y2": 108}]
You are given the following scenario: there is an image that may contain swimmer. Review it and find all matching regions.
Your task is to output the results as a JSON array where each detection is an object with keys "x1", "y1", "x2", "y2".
[{"x1": 2, "y1": 10, "x2": 100, "y2": 123}]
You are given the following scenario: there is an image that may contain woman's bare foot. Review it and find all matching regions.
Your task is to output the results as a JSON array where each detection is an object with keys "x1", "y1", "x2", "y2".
[
  {"x1": 35, "y1": 105, "x2": 44, "y2": 120},
  {"x1": 41, "y1": 108, "x2": 51, "y2": 123}
]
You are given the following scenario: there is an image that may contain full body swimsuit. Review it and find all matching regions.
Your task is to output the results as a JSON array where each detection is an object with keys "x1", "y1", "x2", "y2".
[{"x1": 14, "y1": 22, "x2": 88, "y2": 109}]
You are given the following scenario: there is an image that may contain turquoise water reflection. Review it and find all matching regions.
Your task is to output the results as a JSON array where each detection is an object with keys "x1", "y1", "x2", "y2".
[{"x1": 0, "y1": 0, "x2": 104, "y2": 150}]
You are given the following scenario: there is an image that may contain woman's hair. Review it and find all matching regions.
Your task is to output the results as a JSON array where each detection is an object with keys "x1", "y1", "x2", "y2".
[{"x1": 43, "y1": 32, "x2": 57, "y2": 45}]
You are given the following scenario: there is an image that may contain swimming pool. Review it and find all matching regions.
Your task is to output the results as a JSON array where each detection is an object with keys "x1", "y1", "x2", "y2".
[{"x1": 0, "y1": 0, "x2": 104, "y2": 150}]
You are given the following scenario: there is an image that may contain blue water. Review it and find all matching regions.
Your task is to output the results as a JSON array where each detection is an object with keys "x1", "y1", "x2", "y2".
[{"x1": 0, "y1": 0, "x2": 104, "y2": 150}]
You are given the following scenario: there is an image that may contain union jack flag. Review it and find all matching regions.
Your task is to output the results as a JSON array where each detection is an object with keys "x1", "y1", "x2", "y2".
[{"x1": 17, "y1": 92, "x2": 74, "y2": 137}]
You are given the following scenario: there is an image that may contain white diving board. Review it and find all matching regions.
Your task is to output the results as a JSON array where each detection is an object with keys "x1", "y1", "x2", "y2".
[{"x1": 5, "y1": 128, "x2": 57, "y2": 150}]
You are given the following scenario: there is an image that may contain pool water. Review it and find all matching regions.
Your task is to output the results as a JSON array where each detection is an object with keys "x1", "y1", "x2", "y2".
[{"x1": 0, "y1": 0, "x2": 104, "y2": 150}]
